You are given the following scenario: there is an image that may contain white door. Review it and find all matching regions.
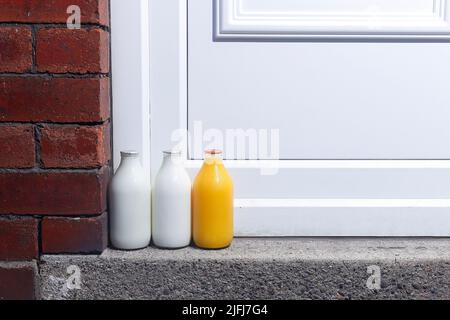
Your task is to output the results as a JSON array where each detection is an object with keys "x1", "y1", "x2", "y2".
[{"x1": 145, "y1": 0, "x2": 450, "y2": 236}]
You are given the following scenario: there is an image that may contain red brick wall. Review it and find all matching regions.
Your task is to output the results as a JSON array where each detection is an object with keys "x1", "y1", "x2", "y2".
[{"x1": 0, "y1": 0, "x2": 110, "y2": 300}]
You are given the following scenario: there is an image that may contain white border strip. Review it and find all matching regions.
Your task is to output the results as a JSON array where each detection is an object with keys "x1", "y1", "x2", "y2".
[
  {"x1": 216, "y1": 0, "x2": 450, "y2": 40},
  {"x1": 235, "y1": 198, "x2": 450, "y2": 208},
  {"x1": 184, "y1": 160, "x2": 450, "y2": 169}
]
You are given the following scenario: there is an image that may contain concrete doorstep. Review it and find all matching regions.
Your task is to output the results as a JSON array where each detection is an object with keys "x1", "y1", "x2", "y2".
[{"x1": 40, "y1": 238, "x2": 450, "y2": 300}]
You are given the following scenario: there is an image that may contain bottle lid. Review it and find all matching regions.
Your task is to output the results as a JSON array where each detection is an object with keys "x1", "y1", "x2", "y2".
[
  {"x1": 205, "y1": 149, "x2": 223, "y2": 155},
  {"x1": 121, "y1": 150, "x2": 139, "y2": 158},
  {"x1": 163, "y1": 150, "x2": 182, "y2": 155}
]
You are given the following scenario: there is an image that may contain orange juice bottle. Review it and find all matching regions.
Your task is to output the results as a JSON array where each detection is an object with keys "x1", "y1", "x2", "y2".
[{"x1": 192, "y1": 150, "x2": 234, "y2": 249}]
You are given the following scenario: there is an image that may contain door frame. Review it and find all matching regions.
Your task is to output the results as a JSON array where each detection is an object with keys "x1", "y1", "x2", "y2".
[
  {"x1": 111, "y1": 0, "x2": 151, "y2": 179},
  {"x1": 111, "y1": 0, "x2": 187, "y2": 182},
  {"x1": 111, "y1": 0, "x2": 450, "y2": 237}
]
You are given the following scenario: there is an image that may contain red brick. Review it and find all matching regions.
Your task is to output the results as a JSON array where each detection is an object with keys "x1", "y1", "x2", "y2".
[
  {"x1": 0, "y1": 0, "x2": 109, "y2": 26},
  {"x1": 0, "y1": 218, "x2": 38, "y2": 261},
  {"x1": 37, "y1": 28, "x2": 109, "y2": 74},
  {"x1": 0, "y1": 262, "x2": 38, "y2": 300},
  {"x1": 0, "y1": 27, "x2": 32, "y2": 72},
  {"x1": 0, "y1": 125, "x2": 35, "y2": 168},
  {"x1": 0, "y1": 77, "x2": 110, "y2": 123},
  {"x1": 0, "y1": 168, "x2": 109, "y2": 215},
  {"x1": 42, "y1": 213, "x2": 107, "y2": 254},
  {"x1": 41, "y1": 124, "x2": 110, "y2": 168}
]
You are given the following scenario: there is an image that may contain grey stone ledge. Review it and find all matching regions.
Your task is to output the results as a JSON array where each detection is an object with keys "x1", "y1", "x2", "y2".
[{"x1": 40, "y1": 238, "x2": 450, "y2": 300}]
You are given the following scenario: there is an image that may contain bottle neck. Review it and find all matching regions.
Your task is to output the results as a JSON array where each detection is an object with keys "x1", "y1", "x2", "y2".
[
  {"x1": 120, "y1": 155, "x2": 141, "y2": 169},
  {"x1": 162, "y1": 153, "x2": 183, "y2": 167},
  {"x1": 204, "y1": 154, "x2": 223, "y2": 165}
]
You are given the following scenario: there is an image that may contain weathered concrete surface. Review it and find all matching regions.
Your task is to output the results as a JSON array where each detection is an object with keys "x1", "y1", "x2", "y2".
[{"x1": 40, "y1": 238, "x2": 450, "y2": 300}]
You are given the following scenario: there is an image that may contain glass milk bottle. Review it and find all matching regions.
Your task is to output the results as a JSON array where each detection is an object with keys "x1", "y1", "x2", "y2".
[
  {"x1": 152, "y1": 151, "x2": 192, "y2": 249},
  {"x1": 192, "y1": 150, "x2": 234, "y2": 249},
  {"x1": 110, "y1": 151, "x2": 151, "y2": 250}
]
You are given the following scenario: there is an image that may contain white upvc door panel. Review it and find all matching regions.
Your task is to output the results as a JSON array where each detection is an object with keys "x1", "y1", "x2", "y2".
[
  {"x1": 190, "y1": 0, "x2": 450, "y2": 160},
  {"x1": 147, "y1": 0, "x2": 450, "y2": 236}
]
